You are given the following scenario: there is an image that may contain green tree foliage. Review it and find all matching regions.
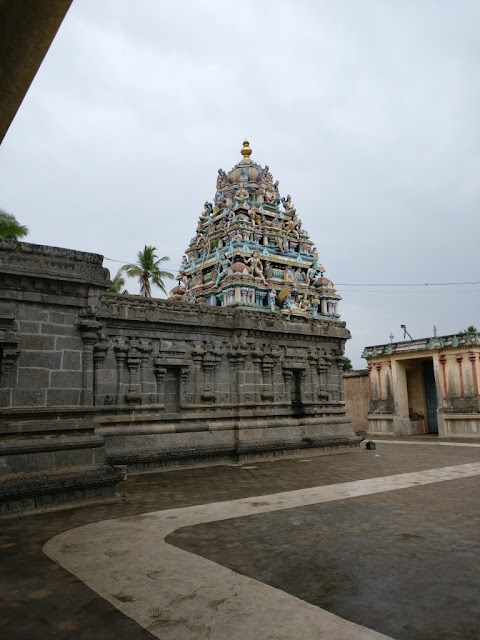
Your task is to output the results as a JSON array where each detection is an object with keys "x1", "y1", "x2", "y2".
[
  {"x1": 108, "y1": 269, "x2": 128, "y2": 294},
  {"x1": 459, "y1": 325, "x2": 478, "y2": 334},
  {"x1": 343, "y1": 357, "x2": 353, "y2": 371},
  {"x1": 123, "y1": 246, "x2": 174, "y2": 297},
  {"x1": 0, "y1": 210, "x2": 28, "y2": 239}
]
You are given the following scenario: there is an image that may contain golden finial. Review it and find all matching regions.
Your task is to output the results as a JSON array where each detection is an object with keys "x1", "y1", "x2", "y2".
[{"x1": 241, "y1": 138, "x2": 252, "y2": 161}]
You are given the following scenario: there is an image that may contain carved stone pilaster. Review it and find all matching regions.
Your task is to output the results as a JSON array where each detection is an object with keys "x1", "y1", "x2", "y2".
[
  {"x1": 93, "y1": 339, "x2": 109, "y2": 364},
  {"x1": 251, "y1": 349, "x2": 263, "y2": 403},
  {"x1": 180, "y1": 366, "x2": 190, "y2": 405},
  {"x1": 78, "y1": 319, "x2": 101, "y2": 406},
  {"x1": 125, "y1": 339, "x2": 142, "y2": 405},
  {"x1": 307, "y1": 359, "x2": 317, "y2": 402},
  {"x1": 93, "y1": 337, "x2": 109, "y2": 406},
  {"x1": 261, "y1": 354, "x2": 274, "y2": 400},
  {"x1": 228, "y1": 345, "x2": 248, "y2": 404},
  {"x1": 0, "y1": 331, "x2": 20, "y2": 408},
  {"x1": 316, "y1": 358, "x2": 329, "y2": 401},
  {"x1": 300, "y1": 369, "x2": 308, "y2": 403},
  {"x1": 227, "y1": 353, "x2": 238, "y2": 404},
  {"x1": 153, "y1": 359, "x2": 166, "y2": 407},
  {"x1": 113, "y1": 337, "x2": 128, "y2": 405},
  {"x1": 335, "y1": 355, "x2": 346, "y2": 401},
  {"x1": 191, "y1": 348, "x2": 204, "y2": 404},
  {"x1": 138, "y1": 339, "x2": 153, "y2": 400},
  {"x1": 201, "y1": 366, "x2": 216, "y2": 401},
  {"x1": 202, "y1": 351, "x2": 219, "y2": 402},
  {"x1": 282, "y1": 369, "x2": 293, "y2": 403}
]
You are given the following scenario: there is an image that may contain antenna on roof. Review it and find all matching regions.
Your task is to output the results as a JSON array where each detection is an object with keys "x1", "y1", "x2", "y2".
[{"x1": 400, "y1": 324, "x2": 412, "y2": 340}]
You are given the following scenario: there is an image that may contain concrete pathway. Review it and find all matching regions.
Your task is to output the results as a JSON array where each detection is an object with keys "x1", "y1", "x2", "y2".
[{"x1": 44, "y1": 461, "x2": 480, "y2": 640}]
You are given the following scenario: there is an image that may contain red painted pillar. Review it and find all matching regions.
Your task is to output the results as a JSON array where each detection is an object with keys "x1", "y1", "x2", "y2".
[
  {"x1": 455, "y1": 354, "x2": 464, "y2": 397},
  {"x1": 439, "y1": 354, "x2": 448, "y2": 398},
  {"x1": 468, "y1": 352, "x2": 479, "y2": 396},
  {"x1": 375, "y1": 362, "x2": 383, "y2": 400},
  {"x1": 367, "y1": 362, "x2": 373, "y2": 400}
]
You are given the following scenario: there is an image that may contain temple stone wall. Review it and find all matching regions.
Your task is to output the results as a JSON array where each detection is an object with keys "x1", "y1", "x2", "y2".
[
  {"x1": 343, "y1": 369, "x2": 370, "y2": 435},
  {"x1": 0, "y1": 239, "x2": 123, "y2": 517},
  {"x1": 0, "y1": 240, "x2": 360, "y2": 516},
  {"x1": 94, "y1": 292, "x2": 357, "y2": 470}
]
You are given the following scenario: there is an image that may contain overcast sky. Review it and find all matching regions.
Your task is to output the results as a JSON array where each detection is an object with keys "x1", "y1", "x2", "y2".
[{"x1": 1, "y1": 0, "x2": 479, "y2": 367}]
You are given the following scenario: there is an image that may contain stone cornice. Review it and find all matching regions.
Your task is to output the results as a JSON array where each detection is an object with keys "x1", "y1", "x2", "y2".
[
  {"x1": 363, "y1": 333, "x2": 480, "y2": 360},
  {"x1": 0, "y1": 240, "x2": 110, "y2": 287},
  {"x1": 98, "y1": 292, "x2": 350, "y2": 339}
]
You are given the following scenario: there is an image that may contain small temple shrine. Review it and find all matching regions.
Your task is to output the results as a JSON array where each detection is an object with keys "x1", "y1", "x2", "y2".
[
  {"x1": 0, "y1": 141, "x2": 358, "y2": 516},
  {"x1": 170, "y1": 140, "x2": 341, "y2": 320}
]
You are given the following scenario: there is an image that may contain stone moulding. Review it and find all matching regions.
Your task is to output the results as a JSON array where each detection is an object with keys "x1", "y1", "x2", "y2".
[
  {"x1": 0, "y1": 238, "x2": 105, "y2": 264},
  {"x1": 362, "y1": 332, "x2": 480, "y2": 358},
  {"x1": 107, "y1": 436, "x2": 360, "y2": 472},
  {"x1": 0, "y1": 238, "x2": 110, "y2": 286},
  {"x1": 0, "y1": 465, "x2": 122, "y2": 518},
  {"x1": 0, "y1": 434, "x2": 104, "y2": 456},
  {"x1": 99, "y1": 293, "x2": 348, "y2": 338}
]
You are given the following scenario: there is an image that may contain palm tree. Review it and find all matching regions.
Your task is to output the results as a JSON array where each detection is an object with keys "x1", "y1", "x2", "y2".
[
  {"x1": 108, "y1": 269, "x2": 128, "y2": 293},
  {"x1": 460, "y1": 325, "x2": 478, "y2": 334},
  {"x1": 0, "y1": 209, "x2": 28, "y2": 239},
  {"x1": 123, "y1": 246, "x2": 174, "y2": 297}
]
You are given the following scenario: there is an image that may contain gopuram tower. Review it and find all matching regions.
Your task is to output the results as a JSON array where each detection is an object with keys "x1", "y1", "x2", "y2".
[{"x1": 170, "y1": 139, "x2": 342, "y2": 320}]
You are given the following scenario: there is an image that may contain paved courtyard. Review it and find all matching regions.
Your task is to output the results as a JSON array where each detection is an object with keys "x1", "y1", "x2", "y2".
[{"x1": 1, "y1": 440, "x2": 480, "y2": 639}]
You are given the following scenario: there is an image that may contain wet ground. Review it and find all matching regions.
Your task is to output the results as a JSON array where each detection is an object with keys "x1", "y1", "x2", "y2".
[{"x1": 1, "y1": 439, "x2": 480, "y2": 639}]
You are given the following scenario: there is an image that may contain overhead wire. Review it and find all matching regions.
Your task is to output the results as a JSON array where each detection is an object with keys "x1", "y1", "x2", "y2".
[
  {"x1": 104, "y1": 257, "x2": 479, "y2": 292},
  {"x1": 337, "y1": 289, "x2": 480, "y2": 294},
  {"x1": 336, "y1": 281, "x2": 480, "y2": 287}
]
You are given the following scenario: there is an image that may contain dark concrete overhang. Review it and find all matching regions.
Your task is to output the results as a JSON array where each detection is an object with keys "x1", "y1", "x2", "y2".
[{"x1": 0, "y1": 0, "x2": 73, "y2": 144}]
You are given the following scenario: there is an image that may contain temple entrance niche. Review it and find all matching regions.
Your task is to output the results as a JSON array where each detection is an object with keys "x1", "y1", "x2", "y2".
[
  {"x1": 422, "y1": 360, "x2": 438, "y2": 433},
  {"x1": 164, "y1": 368, "x2": 180, "y2": 413},
  {"x1": 290, "y1": 369, "x2": 305, "y2": 415},
  {"x1": 400, "y1": 357, "x2": 438, "y2": 434}
]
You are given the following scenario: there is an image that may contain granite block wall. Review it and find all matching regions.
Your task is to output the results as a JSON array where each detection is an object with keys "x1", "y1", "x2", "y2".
[{"x1": 0, "y1": 240, "x2": 122, "y2": 516}]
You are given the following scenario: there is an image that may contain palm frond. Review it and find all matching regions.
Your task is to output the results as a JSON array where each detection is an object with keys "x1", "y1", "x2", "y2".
[
  {"x1": 0, "y1": 210, "x2": 29, "y2": 239},
  {"x1": 122, "y1": 246, "x2": 173, "y2": 297},
  {"x1": 123, "y1": 264, "x2": 143, "y2": 278},
  {"x1": 108, "y1": 269, "x2": 126, "y2": 293}
]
